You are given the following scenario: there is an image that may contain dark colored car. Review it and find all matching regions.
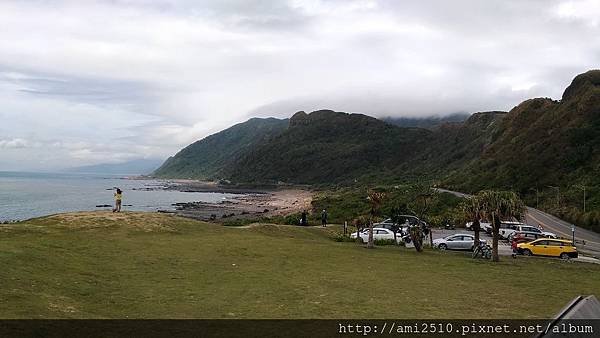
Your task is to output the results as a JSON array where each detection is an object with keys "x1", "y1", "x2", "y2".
[
  {"x1": 511, "y1": 231, "x2": 548, "y2": 243},
  {"x1": 375, "y1": 215, "x2": 425, "y2": 234}
]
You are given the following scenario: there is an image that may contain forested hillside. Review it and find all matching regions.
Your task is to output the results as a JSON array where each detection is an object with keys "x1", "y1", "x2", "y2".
[
  {"x1": 229, "y1": 110, "x2": 431, "y2": 184},
  {"x1": 153, "y1": 118, "x2": 288, "y2": 180},
  {"x1": 154, "y1": 70, "x2": 600, "y2": 231}
]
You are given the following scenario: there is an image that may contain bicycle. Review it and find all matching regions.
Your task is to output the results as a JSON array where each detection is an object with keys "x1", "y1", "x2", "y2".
[{"x1": 472, "y1": 241, "x2": 492, "y2": 259}]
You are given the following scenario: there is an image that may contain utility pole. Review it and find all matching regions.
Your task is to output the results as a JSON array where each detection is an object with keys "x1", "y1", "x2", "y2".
[
  {"x1": 547, "y1": 186, "x2": 560, "y2": 209},
  {"x1": 529, "y1": 187, "x2": 539, "y2": 208},
  {"x1": 574, "y1": 184, "x2": 587, "y2": 213}
]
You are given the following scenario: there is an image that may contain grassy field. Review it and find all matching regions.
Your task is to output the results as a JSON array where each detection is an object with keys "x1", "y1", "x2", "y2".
[{"x1": 1, "y1": 211, "x2": 599, "y2": 319}]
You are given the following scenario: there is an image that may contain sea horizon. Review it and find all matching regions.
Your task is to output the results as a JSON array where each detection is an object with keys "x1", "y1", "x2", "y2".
[{"x1": 0, "y1": 171, "x2": 236, "y2": 222}]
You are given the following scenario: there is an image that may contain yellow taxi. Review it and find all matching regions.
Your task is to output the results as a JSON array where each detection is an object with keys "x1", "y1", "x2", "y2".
[{"x1": 517, "y1": 238, "x2": 577, "y2": 259}]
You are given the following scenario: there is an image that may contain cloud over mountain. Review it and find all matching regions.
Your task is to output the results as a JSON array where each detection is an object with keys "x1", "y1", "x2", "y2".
[{"x1": 0, "y1": 0, "x2": 599, "y2": 170}]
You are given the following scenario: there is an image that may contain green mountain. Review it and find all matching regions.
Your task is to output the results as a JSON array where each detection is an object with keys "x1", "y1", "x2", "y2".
[
  {"x1": 444, "y1": 70, "x2": 600, "y2": 194},
  {"x1": 383, "y1": 112, "x2": 470, "y2": 130},
  {"x1": 412, "y1": 110, "x2": 507, "y2": 177},
  {"x1": 154, "y1": 70, "x2": 600, "y2": 229},
  {"x1": 229, "y1": 110, "x2": 431, "y2": 184},
  {"x1": 153, "y1": 117, "x2": 288, "y2": 180}
]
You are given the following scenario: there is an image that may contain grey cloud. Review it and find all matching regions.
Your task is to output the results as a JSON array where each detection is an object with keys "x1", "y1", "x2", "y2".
[
  {"x1": 0, "y1": 138, "x2": 30, "y2": 149},
  {"x1": 107, "y1": 0, "x2": 312, "y2": 31},
  {"x1": 0, "y1": 68, "x2": 157, "y2": 109},
  {"x1": 0, "y1": 0, "x2": 599, "y2": 171}
]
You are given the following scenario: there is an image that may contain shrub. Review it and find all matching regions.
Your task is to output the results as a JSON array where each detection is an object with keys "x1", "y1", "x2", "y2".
[
  {"x1": 283, "y1": 213, "x2": 302, "y2": 225},
  {"x1": 222, "y1": 219, "x2": 255, "y2": 227},
  {"x1": 332, "y1": 233, "x2": 356, "y2": 242},
  {"x1": 373, "y1": 238, "x2": 397, "y2": 246}
]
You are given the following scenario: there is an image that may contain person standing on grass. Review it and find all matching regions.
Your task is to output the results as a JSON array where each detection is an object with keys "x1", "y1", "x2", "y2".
[
  {"x1": 511, "y1": 238, "x2": 518, "y2": 258},
  {"x1": 301, "y1": 210, "x2": 307, "y2": 226},
  {"x1": 113, "y1": 188, "x2": 122, "y2": 213},
  {"x1": 321, "y1": 209, "x2": 328, "y2": 227}
]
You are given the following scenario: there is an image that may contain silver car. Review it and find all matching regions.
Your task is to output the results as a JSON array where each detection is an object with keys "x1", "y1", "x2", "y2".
[{"x1": 433, "y1": 234, "x2": 486, "y2": 251}]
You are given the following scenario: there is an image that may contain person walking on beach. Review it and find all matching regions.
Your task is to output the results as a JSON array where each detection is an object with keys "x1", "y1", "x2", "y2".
[
  {"x1": 321, "y1": 209, "x2": 328, "y2": 227},
  {"x1": 113, "y1": 188, "x2": 122, "y2": 213}
]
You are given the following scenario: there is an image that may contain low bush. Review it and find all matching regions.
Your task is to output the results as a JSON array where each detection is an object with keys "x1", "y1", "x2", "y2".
[
  {"x1": 222, "y1": 219, "x2": 255, "y2": 227},
  {"x1": 373, "y1": 238, "x2": 397, "y2": 246},
  {"x1": 332, "y1": 233, "x2": 356, "y2": 242}
]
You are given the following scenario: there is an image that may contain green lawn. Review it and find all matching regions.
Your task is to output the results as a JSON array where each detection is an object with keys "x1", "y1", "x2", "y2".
[{"x1": 1, "y1": 211, "x2": 599, "y2": 319}]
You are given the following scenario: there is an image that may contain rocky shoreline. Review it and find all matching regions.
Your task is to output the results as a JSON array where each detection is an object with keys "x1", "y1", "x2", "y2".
[{"x1": 149, "y1": 180, "x2": 312, "y2": 222}]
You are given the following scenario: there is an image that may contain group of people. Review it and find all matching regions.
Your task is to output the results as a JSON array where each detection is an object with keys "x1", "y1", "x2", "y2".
[{"x1": 300, "y1": 209, "x2": 328, "y2": 227}]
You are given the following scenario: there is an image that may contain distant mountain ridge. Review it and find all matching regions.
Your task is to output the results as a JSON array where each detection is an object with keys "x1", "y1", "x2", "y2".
[
  {"x1": 382, "y1": 112, "x2": 470, "y2": 129},
  {"x1": 67, "y1": 158, "x2": 164, "y2": 175}
]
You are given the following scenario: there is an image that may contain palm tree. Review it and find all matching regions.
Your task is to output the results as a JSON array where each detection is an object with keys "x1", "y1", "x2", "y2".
[
  {"x1": 408, "y1": 223, "x2": 424, "y2": 252},
  {"x1": 477, "y1": 190, "x2": 525, "y2": 262},
  {"x1": 390, "y1": 205, "x2": 410, "y2": 245},
  {"x1": 460, "y1": 195, "x2": 484, "y2": 249},
  {"x1": 352, "y1": 215, "x2": 369, "y2": 244},
  {"x1": 366, "y1": 191, "x2": 386, "y2": 249},
  {"x1": 414, "y1": 189, "x2": 437, "y2": 249}
]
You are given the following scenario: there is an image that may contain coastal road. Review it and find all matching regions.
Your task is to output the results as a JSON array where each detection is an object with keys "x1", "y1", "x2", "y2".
[
  {"x1": 436, "y1": 188, "x2": 600, "y2": 257},
  {"x1": 525, "y1": 207, "x2": 600, "y2": 256}
]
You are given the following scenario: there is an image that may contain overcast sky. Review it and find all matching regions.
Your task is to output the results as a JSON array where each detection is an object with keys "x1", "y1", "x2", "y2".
[{"x1": 0, "y1": 0, "x2": 598, "y2": 171}]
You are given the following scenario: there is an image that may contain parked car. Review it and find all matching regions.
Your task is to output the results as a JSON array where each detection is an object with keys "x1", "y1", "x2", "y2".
[
  {"x1": 373, "y1": 219, "x2": 407, "y2": 234},
  {"x1": 375, "y1": 216, "x2": 424, "y2": 234},
  {"x1": 465, "y1": 220, "x2": 491, "y2": 231},
  {"x1": 482, "y1": 221, "x2": 525, "y2": 235},
  {"x1": 510, "y1": 231, "x2": 550, "y2": 244},
  {"x1": 433, "y1": 234, "x2": 486, "y2": 251},
  {"x1": 444, "y1": 222, "x2": 455, "y2": 230},
  {"x1": 516, "y1": 239, "x2": 578, "y2": 259},
  {"x1": 350, "y1": 227, "x2": 403, "y2": 244},
  {"x1": 374, "y1": 218, "x2": 396, "y2": 228},
  {"x1": 501, "y1": 224, "x2": 556, "y2": 240},
  {"x1": 511, "y1": 231, "x2": 550, "y2": 253},
  {"x1": 393, "y1": 215, "x2": 426, "y2": 227}
]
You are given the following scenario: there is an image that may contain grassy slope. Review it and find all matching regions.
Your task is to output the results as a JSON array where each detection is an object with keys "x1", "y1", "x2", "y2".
[{"x1": 1, "y1": 212, "x2": 599, "y2": 319}]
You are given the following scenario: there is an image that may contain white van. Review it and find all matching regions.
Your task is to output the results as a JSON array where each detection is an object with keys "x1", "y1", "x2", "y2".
[
  {"x1": 500, "y1": 224, "x2": 556, "y2": 240},
  {"x1": 465, "y1": 221, "x2": 491, "y2": 231},
  {"x1": 482, "y1": 221, "x2": 522, "y2": 235}
]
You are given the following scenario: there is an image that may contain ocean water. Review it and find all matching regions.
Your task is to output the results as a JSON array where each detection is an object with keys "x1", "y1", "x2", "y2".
[{"x1": 0, "y1": 171, "x2": 238, "y2": 222}]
